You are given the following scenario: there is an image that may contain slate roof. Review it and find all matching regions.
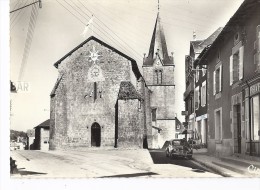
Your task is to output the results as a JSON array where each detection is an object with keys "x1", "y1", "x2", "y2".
[
  {"x1": 143, "y1": 13, "x2": 173, "y2": 66},
  {"x1": 190, "y1": 27, "x2": 223, "y2": 55},
  {"x1": 190, "y1": 40, "x2": 204, "y2": 54},
  {"x1": 34, "y1": 119, "x2": 50, "y2": 129},
  {"x1": 200, "y1": 27, "x2": 223, "y2": 47},
  {"x1": 53, "y1": 36, "x2": 142, "y2": 80},
  {"x1": 118, "y1": 81, "x2": 142, "y2": 100}
]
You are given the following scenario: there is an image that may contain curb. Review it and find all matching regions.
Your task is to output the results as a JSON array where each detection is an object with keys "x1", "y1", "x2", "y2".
[{"x1": 192, "y1": 157, "x2": 232, "y2": 177}]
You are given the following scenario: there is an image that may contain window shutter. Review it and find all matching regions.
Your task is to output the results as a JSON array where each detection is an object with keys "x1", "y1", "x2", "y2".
[
  {"x1": 219, "y1": 65, "x2": 222, "y2": 92},
  {"x1": 239, "y1": 46, "x2": 244, "y2": 80},
  {"x1": 205, "y1": 82, "x2": 207, "y2": 104},
  {"x1": 201, "y1": 86, "x2": 203, "y2": 106},
  {"x1": 213, "y1": 71, "x2": 216, "y2": 95},
  {"x1": 230, "y1": 55, "x2": 233, "y2": 85},
  {"x1": 198, "y1": 87, "x2": 200, "y2": 107}
]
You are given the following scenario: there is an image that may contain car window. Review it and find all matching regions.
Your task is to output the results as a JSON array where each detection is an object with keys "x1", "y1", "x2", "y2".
[{"x1": 172, "y1": 141, "x2": 181, "y2": 145}]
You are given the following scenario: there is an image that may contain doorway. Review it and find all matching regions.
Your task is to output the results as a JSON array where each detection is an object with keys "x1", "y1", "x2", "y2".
[{"x1": 91, "y1": 122, "x2": 101, "y2": 147}]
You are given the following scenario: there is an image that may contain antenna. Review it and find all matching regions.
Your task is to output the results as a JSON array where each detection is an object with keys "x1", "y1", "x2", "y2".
[{"x1": 158, "y1": 0, "x2": 160, "y2": 12}]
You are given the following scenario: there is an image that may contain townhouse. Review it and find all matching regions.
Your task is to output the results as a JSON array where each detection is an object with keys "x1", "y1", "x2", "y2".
[{"x1": 197, "y1": 0, "x2": 260, "y2": 157}]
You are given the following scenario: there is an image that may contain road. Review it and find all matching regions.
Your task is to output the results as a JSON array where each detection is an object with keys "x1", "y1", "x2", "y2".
[
  {"x1": 149, "y1": 149, "x2": 219, "y2": 176},
  {"x1": 10, "y1": 149, "x2": 222, "y2": 178}
]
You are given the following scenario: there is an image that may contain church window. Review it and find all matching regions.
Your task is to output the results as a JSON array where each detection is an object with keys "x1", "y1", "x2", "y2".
[
  {"x1": 154, "y1": 69, "x2": 163, "y2": 84},
  {"x1": 152, "y1": 108, "x2": 157, "y2": 121},
  {"x1": 94, "y1": 82, "x2": 97, "y2": 101},
  {"x1": 138, "y1": 100, "x2": 141, "y2": 110},
  {"x1": 158, "y1": 70, "x2": 163, "y2": 84},
  {"x1": 154, "y1": 70, "x2": 158, "y2": 84}
]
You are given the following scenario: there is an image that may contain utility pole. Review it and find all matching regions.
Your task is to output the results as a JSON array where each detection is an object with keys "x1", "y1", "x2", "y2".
[{"x1": 10, "y1": 0, "x2": 42, "y2": 13}]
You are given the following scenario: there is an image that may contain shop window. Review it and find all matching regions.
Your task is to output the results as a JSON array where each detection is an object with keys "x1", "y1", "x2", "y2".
[
  {"x1": 201, "y1": 81, "x2": 206, "y2": 107},
  {"x1": 215, "y1": 109, "x2": 222, "y2": 141},
  {"x1": 195, "y1": 86, "x2": 200, "y2": 110},
  {"x1": 230, "y1": 44, "x2": 244, "y2": 85},
  {"x1": 213, "y1": 64, "x2": 222, "y2": 95},
  {"x1": 251, "y1": 95, "x2": 260, "y2": 140}
]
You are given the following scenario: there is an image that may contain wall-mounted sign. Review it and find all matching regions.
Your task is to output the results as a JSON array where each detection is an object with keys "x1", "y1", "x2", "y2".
[{"x1": 250, "y1": 82, "x2": 260, "y2": 96}]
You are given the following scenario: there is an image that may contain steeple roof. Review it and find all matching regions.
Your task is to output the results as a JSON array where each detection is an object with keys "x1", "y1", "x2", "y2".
[{"x1": 143, "y1": 13, "x2": 174, "y2": 66}]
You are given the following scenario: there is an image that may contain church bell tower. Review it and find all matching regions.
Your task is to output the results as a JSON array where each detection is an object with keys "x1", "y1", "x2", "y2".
[{"x1": 142, "y1": 5, "x2": 176, "y2": 148}]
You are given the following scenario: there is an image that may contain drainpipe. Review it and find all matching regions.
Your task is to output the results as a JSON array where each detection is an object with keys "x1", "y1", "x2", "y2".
[{"x1": 246, "y1": 81, "x2": 252, "y2": 156}]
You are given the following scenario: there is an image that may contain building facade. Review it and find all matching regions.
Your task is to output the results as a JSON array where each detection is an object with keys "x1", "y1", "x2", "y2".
[
  {"x1": 184, "y1": 28, "x2": 222, "y2": 145},
  {"x1": 26, "y1": 129, "x2": 35, "y2": 150},
  {"x1": 197, "y1": 0, "x2": 260, "y2": 157},
  {"x1": 34, "y1": 119, "x2": 50, "y2": 150},
  {"x1": 49, "y1": 37, "x2": 148, "y2": 150},
  {"x1": 49, "y1": 11, "x2": 177, "y2": 150}
]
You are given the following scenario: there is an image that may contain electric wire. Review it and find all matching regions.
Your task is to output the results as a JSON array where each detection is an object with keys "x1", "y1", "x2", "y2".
[
  {"x1": 63, "y1": 0, "x2": 142, "y2": 61},
  {"x1": 54, "y1": 0, "x2": 113, "y2": 47},
  {"x1": 58, "y1": 0, "x2": 142, "y2": 62},
  {"x1": 11, "y1": 0, "x2": 29, "y2": 25},
  {"x1": 83, "y1": 0, "x2": 150, "y2": 50},
  {"x1": 10, "y1": 0, "x2": 24, "y2": 20},
  {"x1": 11, "y1": 0, "x2": 30, "y2": 30},
  {"x1": 76, "y1": 0, "x2": 144, "y2": 61}
]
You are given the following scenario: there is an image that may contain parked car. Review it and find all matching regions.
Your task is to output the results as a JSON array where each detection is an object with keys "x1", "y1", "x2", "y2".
[{"x1": 165, "y1": 139, "x2": 193, "y2": 159}]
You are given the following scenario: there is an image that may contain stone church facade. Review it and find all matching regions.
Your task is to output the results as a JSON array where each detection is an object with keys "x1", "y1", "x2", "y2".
[{"x1": 49, "y1": 13, "x2": 176, "y2": 150}]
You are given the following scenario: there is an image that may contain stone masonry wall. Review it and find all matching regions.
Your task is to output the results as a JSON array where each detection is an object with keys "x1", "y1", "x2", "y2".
[
  {"x1": 50, "y1": 39, "x2": 144, "y2": 149},
  {"x1": 117, "y1": 99, "x2": 143, "y2": 148}
]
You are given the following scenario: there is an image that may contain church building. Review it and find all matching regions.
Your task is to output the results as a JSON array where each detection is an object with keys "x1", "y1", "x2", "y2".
[{"x1": 49, "y1": 11, "x2": 176, "y2": 150}]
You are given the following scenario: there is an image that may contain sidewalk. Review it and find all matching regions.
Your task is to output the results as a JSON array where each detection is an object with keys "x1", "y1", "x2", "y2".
[{"x1": 192, "y1": 149, "x2": 260, "y2": 177}]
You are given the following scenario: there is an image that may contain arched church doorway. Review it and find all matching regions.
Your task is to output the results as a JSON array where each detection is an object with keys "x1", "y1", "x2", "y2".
[{"x1": 91, "y1": 122, "x2": 101, "y2": 147}]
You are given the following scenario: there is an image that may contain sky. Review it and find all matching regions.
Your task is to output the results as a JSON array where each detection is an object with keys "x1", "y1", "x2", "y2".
[{"x1": 9, "y1": 0, "x2": 244, "y2": 132}]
